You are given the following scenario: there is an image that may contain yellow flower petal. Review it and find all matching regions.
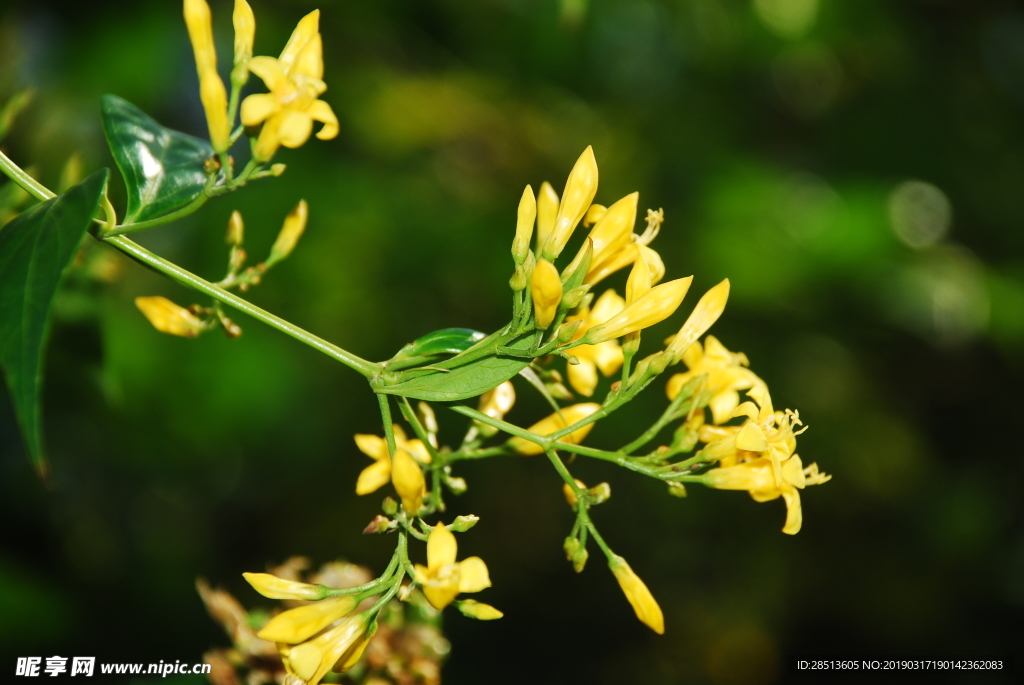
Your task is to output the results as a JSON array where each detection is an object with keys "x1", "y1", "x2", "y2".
[
  {"x1": 253, "y1": 113, "x2": 283, "y2": 161},
  {"x1": 287, "y1": 611, "x2": 368, "y2": 685},
  {"x1": 354, "y1": 433, "x2": 388, "y2": 461},
  {"x1": 567, "y1": 357, "x2": 598, "y2": 397},
  {"x1": 736, "y1": 422, "x2": 769, "y2": 452},
  {"x1": 586, "y1": 277, "x2": 693, "y2": 343},
  {"x1": 257, "y1": 595, "x2": 358, "y2": 644},
  {"x1": 584, "y1": 242, "x2": 639, "y2": 286},
  {"x1": 278, "y1": 9, "x2": 320, "y2": 73},
  {"x1": 609, "y1": 555, "x2": 664, "y2": 634},
  {"x1": 592, "y1": 340, "x2": 624, "y2": 377},
  {"x1": 277, "y1": 109, "x2": 314, "y2": 148},
  {"x1": 308, "y1": 99, "x2": 339, "y2": 140},
  {"x1": 583, "y1": 203, "x2": 607, "y2": 227},
  {"x1": 586, "y1": 192, "x2": 637, "y2": 268},
  {"x1": 240, "y1": 93, "x2": 277, "y2": 127},
  {"x1": 478, "y1": 381, "x2": 516, "y2": 419},
  {"x1": 530, "y1": 258, "x2": 562, "y2": 329},
  {"x1": 457, "y1": 599, "x2": 504, "y2": 620},
  {"x1": 295, "y1": 32, "x2": 324, "y2": 80},
  {"x1": 248, "y1": 56, "x2": 290, "y2": 93},
  {"x1": 457, "y1": 556, "x2": 491, "y2": 593},
  {"x1": 639, "y1": 245, "x2": 665, "y2": 284},
  {"x1": 427, "y1": 523, "x2": 458, "y2": 569},
  {"x1": 543, "y1": 146, "x2": 599, "y2": 260},
  {"x1": 781, "y1": 487, "x2": 803, "y2": 535},
  {"x1": 391, "y1": 449, "x2": 425, "y2": 514},
  {"x1": 135, "y1": 296, "x2": 204, "y2": 337},
  {"x1": 355, "y1": 459, "x2": 391, "y2": 495},
  {"x1": 665, "y1": 279, "x2": 731, "y2": 363},
  {"x1": 708, "y1": 390, "x2": 742, "y2": 426},
  {"x1": 589, "y1": 289, "x2": 625, "y2": 324},
  {"x1": 242, "y1": 572, "x2": 322, "y2": 600},
  {"x1": 625, "y1": 253, "x2": 652, "y2": 305},
  {"x1": 535, "y1": 181, "x2": 560, "y2": 254},
  {"x1": 509, "y1": 403, "x2": 601, "y2": 455}
]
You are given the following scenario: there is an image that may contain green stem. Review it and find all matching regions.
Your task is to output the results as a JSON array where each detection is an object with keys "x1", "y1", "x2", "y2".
[
  {"x1": 101, "y1": 193, "x2": 209, "y2": 237},
  {"x1": 104, "y1": 234, "x2": 379, "y2": 377},
  {"x1": 0, "y1": 150, "x2": 55, "y2": 200},
  {"x1": 619, "y1": 389, "x2": 698, "y2": 456},
  {"x1": 447, "y1": 445, "x2": 511, "y2": 462},
  {"x1": 378, "y1": 395, "x2": 396, "y2": 456},
  {"x1": 544, "y1": 447, "x2": 614, "y2": 559}
]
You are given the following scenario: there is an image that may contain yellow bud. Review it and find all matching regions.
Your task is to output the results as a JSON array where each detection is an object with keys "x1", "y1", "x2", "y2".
[
  {"x1": 457, "y1": 599, "x2": 504, "y2": 620},
  {"x1": 270, "y1": 163, "x2": 287, "y2": 176},
  {"x1": 624, "y1": 253, "x2": 652, "y2": 305},
  {"x1": 535, "y1": 181, "x2": 560, "y2": 254},
  {"x1": 184, "y1": 0, "x2": 217, "y2": 75},
  {"x1": 478, "y1": 381, "x2": 516, "y2": 420},
  {"x1": 391, "y1": 448, "x2": 425, "y2": 514},
  {"x1": 582, "y1": 203, "x2": 607, "y2": 227},
  {"x1": 530, "y1": 258, "x2": 562, "y2": 329},
  {"x1": 199, "y1": 69, "x2": 231, "y2": 153},
  {"x1": 268, "y1": 200, "x2": 308, "y2": 265},
  {"x1": 562, "y1": 478, "x2": 587, "y2": 506},
  {"x1": 609, "y1": 554, "x2": 664, "y2": 634},
  {"x1": 509, "y1": 403, "x2": 601, "y2": 455},
  {"x1": 135, "y1": 296, "x2": 204, "y2": 337},
  {"x1": 664, "y1": 279, "x2": 731, "y2": 362},
  {"x1": 232, "y1": 0, "x2": 255, "y2": 71},
  {"x1": 242, "y1": 572, "x2": 323, "y2": 600},
  {"x1": 226, "y1": 210, "x2": 244, "y2": 246},
  {"x1": 586, "y1": 277, "x2": 693, "y2": 343},
  {"x1": 257, "y1": 595, "x2": 358, "y2": 644},
  {"x1": 542, "y1": 146, "x2": 598, "y2": 260},
  {"x1": 512, "y1": 185, "x2": 536, "y2": 264}
]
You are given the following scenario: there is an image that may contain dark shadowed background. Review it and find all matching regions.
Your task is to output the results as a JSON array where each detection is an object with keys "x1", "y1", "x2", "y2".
[{"x1": 2, "y1": 1, "x2": 1023, "y2": 683}]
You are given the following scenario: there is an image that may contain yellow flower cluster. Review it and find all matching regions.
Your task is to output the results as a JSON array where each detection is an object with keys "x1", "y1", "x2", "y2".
[
  {"x1": 354, "y1": 425, "x2": 431, "y2": 514},
  {"x1": 669, "y1": 338, "x2": 831, "y2": 534},
  {"x1": 241, "y1": 573, "x2": 373, "y2": 685},
  {"x1": 182, "y1": 0, "x2": 337, "y2": 161}
]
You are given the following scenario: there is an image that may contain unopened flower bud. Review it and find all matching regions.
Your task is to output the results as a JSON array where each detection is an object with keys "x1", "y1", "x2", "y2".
[
  {"x1": 226, "y1": 211, "x2": 244, "y2": 246},
  {"x1": 542, "y1": 146, "x2": 598, "y2": 261},
  {"x1": 509, "y1": 262, "x2": 528, "y2": 292},
  {"x1": 667, "y1": 482, "x2": 688, "y2": 497},
  {"x1": 536, "y1": 181, "x2": 560, "y2": 254},
  {"x1": 363, "y1": 515, "x2": 392, "y2": 534},
  {"x1": 221, "y1": 316, "x2": 243, "y2": 338},
  {"x1": 242, "y1": 572, "x2": 324, "y2": 601},
  {"x1": 391, "y1": 448, "x2": 425, "y2": 514},
  {"x1": 571, "y1": 544, "x2": 589, "y2": 573},
  {"x1": 135, "y1": 296, "x2": 205, "y2": 337},
  {"x1": 266, "y1": 199, "x2": 308, "y2": 266},
  {"x1": 448, "y1": 515, "x2": 480, "y2": 532},
  {"x1": 545, "y1": 381, "x2": 574, "y2": 401},
  {"x1": 512, "y1": 185, "x2": 536, "y2": 264},
  {"x1": 270, "y1": 163, "x2": 287, "y2": 176},
  {"x1": 589, "y1": 482, "x2": 611, "y2": 504},
  {"x1": 562, "y1": 479, "x2": 588, "y2": 506},
  {"x1": 232, "y1": 0, "x2": 255, "y2": 79},
  {"x1": 457, "y1": 599, "x2": 504, "y2": 620},
  {"x1": 257, "y1": 595, "x2": 358, "y2": 644},
  {"x1": 561, "y1": 285, "x2": 590, "y2": 310},
  {"x1": 665, "y1": 279, "x2": 731, "y2": 363},
  {"x1": 586, "y1": 277, "x2": 693, "y2": 343},
  {"x1": 555, "y1": 319, "x2": 583, "y2": 344},
  {"x1": 609, "y1": 554, "x2": 664, "y2": 634},
  {"x1": 382, "y1": 497, "x2": 398, "y2": 515},
  {"x1": 444, "y1": 472, "x2": 468, "y2": 494},
  {"x1": 564, "y1": 536, "x2": 579, "y2": 559},
  {"x1": 530, "y1": 258, "x2": 562, "y2": 329}
]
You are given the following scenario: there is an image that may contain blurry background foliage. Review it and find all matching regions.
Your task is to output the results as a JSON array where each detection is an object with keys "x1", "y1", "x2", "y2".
[{"x1": 1, "y1": 0, "x2": 1023, "y2": 683}]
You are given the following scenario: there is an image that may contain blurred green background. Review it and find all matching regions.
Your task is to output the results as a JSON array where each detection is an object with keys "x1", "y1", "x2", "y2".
[{"x1": 2, "y1": 0, "x2": 1023, "y2": 683}]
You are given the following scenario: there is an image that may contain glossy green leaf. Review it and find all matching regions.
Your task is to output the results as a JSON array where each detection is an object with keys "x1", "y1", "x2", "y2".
[
  {"x1": 393, "y1": 327, "x2": 487, "y2": 360},
  {"x1": 101, "y1": 94, "x2": 213, "y2": 223},
  {"x1": 0, "y1": 170, "x2": 109, "y2": 477},
  {"x1": 375, "y1": 330, "x2": 542, "y2": 402}
]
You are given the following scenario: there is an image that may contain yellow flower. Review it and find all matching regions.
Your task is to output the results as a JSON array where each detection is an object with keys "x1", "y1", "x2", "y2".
[
  {"x1": 563, "y1": 290, "x2": 625, "y2": 396},
  {"x1": 530, "y1": 258, "x2": 562, "y2": 329},
  {"x1": 540, "y1": 146, "x2": 599, "y2": 260},
  {"x1": 183, "y1": 0, "x2": 230, "y2": 152},
  {"x1": 702, "y1": 453, "x2": 831, "y2": 534},
  {"x1": 280, "y1": 610, "x2": 372, "y2": 685},
  {"x1": 232, "y1": 0, "x2": 255, "y2": 75},
  {"x1": 609, "y1": 554, "x2": 664, "y2": 634},
  {"x1": 354, "y1": 424, "x2": 431, "y2": 496},
  {"x1": 666, "y1": 335, "x2": 764, "y2": 425},
  {"x1": 242, "y1": 572, "x2": 324, "y2": 601},
  {"x1": 414, "y1": 523, "x2": 492, "y2": 610},
  {"x1": 478, "y1": 381, "x2": 516, "y2": 420},
  {"x1": 584, "y1": 207, "x2": 665, "y2": 287},
  {"x1": 257, "y1": 595, "x2": 358, "y2": 644},
  {"x1": 511, "y1": 185, "x2": 536, "y2": 264},
  {"x1": 267, "y1": 199, "x2": 308, "y2": 266},
  {"x1": 241, "y1": 10, "x2": 339, "y2": 161},
  {"x1": 584, "y1": 277, "x2": 693, "y2": 344},
  {"x1": 508, "y1": 403, "x2": 601, "y2": 455},
  {"x1": 135, "y1": 296, "x2": 204, "y2": 337}
]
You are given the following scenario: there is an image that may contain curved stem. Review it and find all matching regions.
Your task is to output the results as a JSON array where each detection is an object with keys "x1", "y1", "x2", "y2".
[
  {"x1": 105, "y1": 235, "x2": 380, "y2": 377},
  {"x1": 0, "y1": 150, "x2": 55, "y2": 200}
]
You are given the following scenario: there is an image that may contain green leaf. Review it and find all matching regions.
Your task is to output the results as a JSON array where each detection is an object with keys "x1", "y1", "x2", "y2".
[
  {"x1": 392, "y1": 327, "x2": 487, "y2": 360},
  {"x1": 0, "y1": 170, "x2": 109, "y2": 477},
  {"x1": 375, "y1": 330, "x2": 542, "y2": 402},
  {"x1": 101, "y1": 94, "x2": 213, "y2": 223}
]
